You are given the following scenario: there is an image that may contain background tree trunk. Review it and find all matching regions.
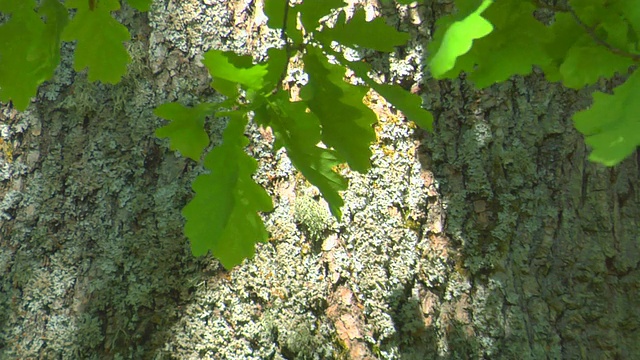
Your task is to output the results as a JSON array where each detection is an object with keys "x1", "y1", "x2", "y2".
[{"x1": 1, "y1": 1, "x2": 638, "y2": 359}]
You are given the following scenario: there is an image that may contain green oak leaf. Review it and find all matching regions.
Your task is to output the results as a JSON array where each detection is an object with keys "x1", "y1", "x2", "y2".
[
  {"x1": 203, "y1": 47, "x2": 286, "y2": 103},
  {"x1": 154, "y1": 102, "x2": 220, "y2": 161},
  {"x1": 301, "y1": 48, "x2": 377, "y2": 173},
  {"x1": 600, "y1": 16, "x2": 635, "y2": 52},
  {"x1": 209, "y1": 77, "x2": 240, "y2": 99},
  {"x1": 569, "y1": 0, "x2": 618, "y2": 27},
  {"x1": 203, "y1": 49, "x2": 270, "y2": 92},
  {"x1": 368, "y1": 82, "x2": 433, "y2": 131},
  {"x1": 30, "y1": 0, "x2": 68, "y2": 86},
  {"x1": 261, "y1": 48, "x2": 289, "y2": 95},
  {"x1": 265, "y1": 91, "x2": 348, "y2": 218},
  {"x1": 0, "y1": 0, "x2": 63, "y2": 110},
  {"x1": 263, "y1": 0, "x2": 287, "y2": 29},
  {"x1": 613, "y1": 0, "x2": 640, "y2": 37},
  {"x1": 337, "y1": 56, "x2": 434, "y2": 131},
  {"x1": 183, "y1": 113, "x2": 273, "y2": 269},
  {"x1": 543, "y1": 4, "x2": 635, "y2": 87},
  {"x1": 318, "y1": 9, "x2": 409, "y2": 52},
  {"x1": 573, "y1": 70, "x2": 640, "y2": 166},
  {"x1": 263, "y1": 0, "x2": 305, "y2": 44},
  {"x1": 559, "y1": 44, "x2": 634, "y2": 89},
  {"x1": 554, "y1": 1, "x2": 634, "y2": 89},
  {"x1": 428, "y1": 0, "x2": 493, "y2": 78},
  {"x1": 124, "y1": 0, "x2": 152, "y2": 12},
  {"x1": 462, "y1": 0, "x2": 552, "y2": 87},
  {"x1": 62, "y1": 0, "x2": 131, "y2": 83},
  {"x1": 296, "y1": 0, "x2": 345, "y2": 30},
  {"x1": 285, "y1": 7, "x2": 304, "y2": 45},
  {"x1": 540, "y1": 12, "x2": 586, "y2": 83}
]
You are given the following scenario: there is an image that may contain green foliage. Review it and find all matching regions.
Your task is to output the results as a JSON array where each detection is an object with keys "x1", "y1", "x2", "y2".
[
  {"x1": 300, "y1": 47, "x2": 377, "y2": 173},
  {"x1": 429, "y1": 0, "x2": 639, "y2": 165},
  {"x1": 462, "y1": 0, "x2": 551, "y2": 87},
  {"x1": 182, "y1": 113, "x2": 274, "y2": 269},
  {"x1": 542, "y1": 12, "x2": 633, "y2": 88},
  {"x1": 1, "y1": 0, "x2": 639, "y2": 269},
  {"x1": 154, "y1": 102, "x2": 220, "y2": 161},
  {"x1": 202, "y1": 49, "x2": 275, "y2": 95},
  {"x1": 155, "y1": 1, "x2": 431, "y2": 268},
  {"x1": 316, "y1": 10, "x2": 410, "y2": 52},
  {"x1": 345, "y1": 59, "x2": 434, "y2": 131},
  {"x1": 0, "y1": 0, "x2": 136, "y2": 110},
  {"x1": 263, "y1": 90, "x2": 348, "y2": 218},
  {"x1": 124, "y1": 0, "x2": 153, "y2": 12},
  {"x1": 296, "y1": 0, "x2": 344, "y2": 31},
  {"x1": 0, "y1": 0, "x2": 67, "y2": 109},
  {"x1": 62, "y1": 0, "x2": 131, "y2": 84},
  {"x1": 573, "y1": 70, "x2": 640, "y2": 166},
  {"x1": 428, "y1": 0, "x2": 494, "y2": 79},
  {"x1": 33, "y1": 0, "x2": 68, "y2": 79}
]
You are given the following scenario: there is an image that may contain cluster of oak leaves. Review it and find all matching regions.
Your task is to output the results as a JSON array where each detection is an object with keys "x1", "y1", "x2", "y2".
[{"x1": 0, "y1": 0, "x2": 636, "y2": 268}]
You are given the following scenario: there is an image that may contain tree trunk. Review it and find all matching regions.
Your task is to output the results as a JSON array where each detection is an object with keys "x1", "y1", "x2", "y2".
[{"x1": 1, "y1": 1, "x2": 638, "y2": 359}]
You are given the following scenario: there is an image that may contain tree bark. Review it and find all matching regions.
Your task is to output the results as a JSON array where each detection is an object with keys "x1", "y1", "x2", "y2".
[{"x1": 0, "y1": 1, "x2": 638, "y2": 359}]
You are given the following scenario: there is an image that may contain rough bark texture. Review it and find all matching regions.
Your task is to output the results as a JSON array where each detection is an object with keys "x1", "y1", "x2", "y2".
[{"x1": 1, "y1": 0, "x2": 638, "y2": 359}]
